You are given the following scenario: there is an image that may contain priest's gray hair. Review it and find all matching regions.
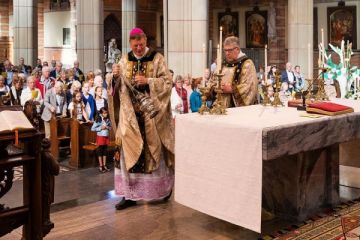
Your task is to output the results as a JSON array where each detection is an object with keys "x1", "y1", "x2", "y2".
[{"x1": 223, "y1": 36, "x2": 240, "y2": 48}]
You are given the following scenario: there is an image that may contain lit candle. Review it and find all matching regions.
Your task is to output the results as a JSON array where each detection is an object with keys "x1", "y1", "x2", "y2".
[
  {"x1": 307, "y1": 43, "x2": 311, "y2": 79},
  {"x1": 264, "y1": 44, "x2": 267, "y2": 81},
  {"x1": 202, "y1": 43, "x2": 206, "y2": 87},
  {"x1": 318, "y1": 43, "x2": 321, "y2": 67},
  {"x1": 216, "y1": 44, "x2": 221, "y2": 73},
  {"x1": 341, "y1": 40, "x2": 345, "y2": 64},
  {"x1": 202, "y1": 43, "x2": 206, "y2": 70},
  {"x1": 321, "y1": 28, "x2": 324, "y2": 67},
  {"x1": 219, "y1": 27, "x2": 222, "y2": 72}
]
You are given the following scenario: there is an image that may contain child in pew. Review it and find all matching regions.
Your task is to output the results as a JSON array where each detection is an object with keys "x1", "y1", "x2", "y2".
[
  {"x1": 82, "y1": 82, "x2": 96, "y2": 121},
  {"x1": 68, "y1": 90, "x2": 90, "y2": 123},
  {"x1": 91, "y1": 107, "x2": 111, "y2": 173}
]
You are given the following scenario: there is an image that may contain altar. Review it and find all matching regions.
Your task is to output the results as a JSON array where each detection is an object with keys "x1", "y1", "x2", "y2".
[{"x1": 174, "y1": 99, "x2": 360, "y2": 233}]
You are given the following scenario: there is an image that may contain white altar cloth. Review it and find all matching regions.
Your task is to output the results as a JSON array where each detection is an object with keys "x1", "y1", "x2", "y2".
[{"x1": 174, "y1": 99, "x2": 360, "y2": 233}]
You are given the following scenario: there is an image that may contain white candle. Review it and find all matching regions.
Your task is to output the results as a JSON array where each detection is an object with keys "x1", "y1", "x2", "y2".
[
  {"x1": 216, "y1": 44, "x2": 220, "y2": 73},
  {"x1": 308, "y1": 43, "x2": 311, "y2": 79},
  {"x1": 321, "y1": 28, "x2": 324, "y2": 67},
  {"x1": 264, "y1": 44, "x2": 267, "y2": 81},
  {"x1": 202, "y1": 43, "x2": 206, "y2": 70},
  {"x1": 202, "y1": 43, "x2": 206, "y2": 87},
  {"x1": 219, "y1": 27, "x2": 223, "y2": 73}
]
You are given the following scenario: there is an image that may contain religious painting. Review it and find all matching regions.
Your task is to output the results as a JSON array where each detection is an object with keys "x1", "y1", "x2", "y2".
[
  {"x1": 245, "y1": 11, "x2": 267, "y2": 48},
  {"x1": 327, "y1": 6, "x2": 357, "y2": 49},
  {"x1": 218, "y1": 9, "x2": 239, "y2": 38}
]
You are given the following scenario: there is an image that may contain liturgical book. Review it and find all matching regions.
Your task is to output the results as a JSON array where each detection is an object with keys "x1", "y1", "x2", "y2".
[
  {"x1": 306, "y1": 102, "x2": 354, "y2": 116},
  {"x1": 0, "y1": 110, "x2": 34, "y2": 132}
]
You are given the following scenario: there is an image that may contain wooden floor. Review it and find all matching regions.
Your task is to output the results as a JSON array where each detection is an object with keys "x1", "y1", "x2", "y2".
[
  {"x1": 3, "y1": 166, "x2": 360, "y2": 240},
  {"x1": 3, "y1": 197, "x2": 265, "y2": 240}
]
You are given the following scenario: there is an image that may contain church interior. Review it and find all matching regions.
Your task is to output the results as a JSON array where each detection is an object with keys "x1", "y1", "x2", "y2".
[{"x1": 1, "y1": 0, "x2": 360, "y2": 239}]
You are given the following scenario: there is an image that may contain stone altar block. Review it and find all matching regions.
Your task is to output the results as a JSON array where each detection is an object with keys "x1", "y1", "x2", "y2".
[{"x1": 175, "y1": 99, "x2": 360, "y2": 233}]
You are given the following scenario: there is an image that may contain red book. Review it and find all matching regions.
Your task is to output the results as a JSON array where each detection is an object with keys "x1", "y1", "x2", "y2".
[{"x1": 306, "y1": 102, "x2": 354, "y2": 116}]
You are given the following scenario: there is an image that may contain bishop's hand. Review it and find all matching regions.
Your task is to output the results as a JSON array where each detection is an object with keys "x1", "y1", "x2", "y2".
[
  {"x1": 221, "y1": 82, "x2": 233, "y2": 93},
  {"x1": 134, "y1": 75, "x2": 148, "y2": 86}
]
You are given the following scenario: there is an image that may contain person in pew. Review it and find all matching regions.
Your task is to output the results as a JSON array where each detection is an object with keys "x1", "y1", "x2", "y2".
[
  {"x1": 108, "y1": 28, "x2": 174, "y2": 210},
  {"x1": 189, "y1": 77, "x2": 202, "y2": 113},
  {"x1": 91, "y1": 107, "x2": 111, "y2": 173},
  {"x1": 90, "y1": 75, "x2": 108, "y2": 100},
  {"x1": 86, "y1": 71, "x2": 95, "y2": 96},
  {"x1": 10, "y1": 74, "x2": 23, "y2": 105},
  {"x1": 36, "y1": 66, "x2": 55, "y2": 98},
  {"x1": 82, "y1": 82, "x2": 96, "y2": 121},
  {"x1": 65, "y1": 80, "x2": 81, "y2": 106},
  {"x1": 94, "y1": 86, "x2": 108, "y2": 118},
  {"x1": 41, "y1": 81, "x2": 67, "y2": 138},
  {"x1": 57, "y1": 69, "x2": 71, "y2": 91},
  {"x1": 72, "y1": 60, "x2": 84, "y2": 83},
  {"x1": 20, "y1": 76, "x2": 43, "y2": 109},
  {"x1": 0, "y1": 75, "x2": 10, "y2": 105},
  {"x1": 50, "y1": 61, "x2": 62, "y2": 79},
  {"x1": 68, "y1": 91, "x2": 90, "y2": 123}
]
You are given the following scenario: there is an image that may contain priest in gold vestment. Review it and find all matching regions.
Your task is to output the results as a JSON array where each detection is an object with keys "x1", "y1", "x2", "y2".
[
  {"x1": 108, "y1": 28, "x2": 174, "y2": 210},
  {"x1": 218, "y1": 36, "x2": 258, "y2": 107}
]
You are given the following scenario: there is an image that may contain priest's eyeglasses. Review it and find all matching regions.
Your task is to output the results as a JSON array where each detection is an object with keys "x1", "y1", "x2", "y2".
[{"x1": 223, "y1": 47, "x2": 238, "y2": 53}]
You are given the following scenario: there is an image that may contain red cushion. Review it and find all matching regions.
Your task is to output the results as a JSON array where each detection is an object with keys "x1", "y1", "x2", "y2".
[{"x1": 307, "y1": 102, "x2": 352, "y2": 112}]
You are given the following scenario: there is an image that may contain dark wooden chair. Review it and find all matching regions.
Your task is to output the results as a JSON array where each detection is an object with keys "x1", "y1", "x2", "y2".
[{"x1": 0, "y1": 105, "x2": 43, "y2": 239}]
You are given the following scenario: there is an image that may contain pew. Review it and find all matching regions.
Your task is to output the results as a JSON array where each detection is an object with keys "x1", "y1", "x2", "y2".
[
  {"x1": 70, "y1": 119, "x2": 116, "y2": 169},
  {"x1": 70, "y1": 120, "x2": 97, "y2": 168},
  {"x1": 49, "y1": 116, "x2": 71, "y2": 160}
]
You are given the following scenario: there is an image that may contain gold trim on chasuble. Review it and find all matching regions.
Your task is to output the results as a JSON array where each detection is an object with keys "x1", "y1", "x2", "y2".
[
  {"x1": 124, "y1": 57, "x2": 159, "y2": 173},
  {"x1": 221, "y1": 66, "x2": 237, "y2": 108},
  {"x1": 125, "y1": 60, "x2": 155, "y2": 85}
]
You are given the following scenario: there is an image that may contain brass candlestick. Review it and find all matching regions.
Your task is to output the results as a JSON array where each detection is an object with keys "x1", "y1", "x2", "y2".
[
  {"x1": 198, "y1": 86, "x2": 211, "y2": 114},
  {"x1": 314, "y1": 68, "x2": 329, "y2": 101},
  {"x1": 271, "y1": 71, "x2": 283, "y2": 107},
  {"x1": 304, "y1": 78, "x2": 314, "y2": 99},
  {"x1": 210, "y1": 72, "x2": 227, "y2": 115},
  {"x1": 262, "y1": 81, "x2": 272, "y2": 106}
]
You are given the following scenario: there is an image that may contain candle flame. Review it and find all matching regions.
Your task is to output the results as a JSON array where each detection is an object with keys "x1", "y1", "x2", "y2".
[{"x1": 220, "y1": 26, "x2": 223, "y2": 31}]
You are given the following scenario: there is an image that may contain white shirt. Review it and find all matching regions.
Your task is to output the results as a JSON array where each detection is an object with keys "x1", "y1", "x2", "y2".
[
  {"x1": 170, "y1": 87, "x2": 183, "y2": 117},
  {"x1": 20, "y1": 87, "x2": 43, "y2": 106},
  {"x1": 287, "y1": 71, "x2": 295, "y2": 85}
]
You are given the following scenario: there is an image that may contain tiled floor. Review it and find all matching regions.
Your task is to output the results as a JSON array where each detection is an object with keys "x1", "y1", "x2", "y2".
[{"x1": 1, "y1": 166, "x2": 360, "y2": 240}]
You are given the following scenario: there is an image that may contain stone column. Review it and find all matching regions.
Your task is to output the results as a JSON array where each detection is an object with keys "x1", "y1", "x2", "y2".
[
  {"x1": 167, "y1": 0, "x2": 208, "y2": 77},
  {"x1": 70, "y1": 0, "x2": 77, "y2": 61},
  {"x1": 121, "y1": 0, "x2": 136, "y2": 54},
  {"x1": 13, "y1": 0, "x2": 38, "y2": 66},
  {"x1": 287, "y1": 0, "x2": 313, "y2": 79},
  {"x1": 76, "y1": 0, "x2": 104, "y2": 73}
]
